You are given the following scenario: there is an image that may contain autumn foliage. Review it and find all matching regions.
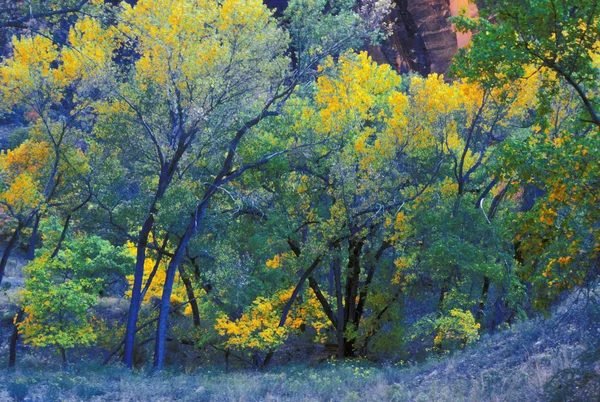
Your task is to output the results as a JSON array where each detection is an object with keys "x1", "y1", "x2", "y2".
[{"x1": 0, "y1": 0, "x2": 598, "y2": 371}]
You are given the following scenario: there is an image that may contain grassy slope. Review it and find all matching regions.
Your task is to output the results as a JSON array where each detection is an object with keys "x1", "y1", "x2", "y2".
[{"x1": 0, "y1": 288, "x2": 598, "y2": 402}]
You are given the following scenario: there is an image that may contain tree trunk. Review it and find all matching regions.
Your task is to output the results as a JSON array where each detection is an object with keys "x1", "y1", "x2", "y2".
[
  {"x1": 356, "y1": 241, "x2": 391, "y2": 326},
  {"x1": 50, "y1": 214, "x2": 71, "y2": 259},
  {"x1": 343, "y1": 239, "x2": 363, "y2": 356},
  {"x1": 344, "y1": 240, "x2": 363, "y2": 324},
  {"x1": 123, "y1": 214, "x2": 155, "y2": 368},
  {"x1": 438, "y1": 283, "x2": 448, "y2": 312},
  {"x1": 332, "y1": 255, "x2": 345, "y2": 359},
  {"x1": 140, "y1": 234, "x2": 170, "y2": 303},
  {"x1": 308, "y1": 275, "x2": 337, "y2": 328},
  {"x1": 154, "y1": 231, "x2": 190, "y2": 369},
  {"x1": 476, "y1": 276, "x2": 490, "y2": 323},
  {"x1": 154, "y1": 203, "x2": 208, "y2": 369},
  {"x1": 60, "y1": 347, "x2": 67, "y2": 366},
  {"x1": 178, "y1": 264, "x2": 200, "y2": 327},
  {"x1": 0, "y1": 222, "x2": 23, "y2": 287},
  {"x1": 27, "y1": 213, "x2": 40, "y2": 260},
  {"x1": 8, "y1": 308, "x2": 24, "y2": 367}
]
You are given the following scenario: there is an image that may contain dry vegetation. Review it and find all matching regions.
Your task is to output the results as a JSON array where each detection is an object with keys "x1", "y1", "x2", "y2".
[{"x1": 1, "y1": 287, "x2": 598, "y2": 402}]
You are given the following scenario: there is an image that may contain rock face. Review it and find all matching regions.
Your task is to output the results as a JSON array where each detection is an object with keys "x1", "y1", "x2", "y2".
[
  {"x1": 264, "y1": 0, "x2": 478, "y2": 76},
  {"x1": 368, "y1": 0, "x2": 478, "y2": 75}
]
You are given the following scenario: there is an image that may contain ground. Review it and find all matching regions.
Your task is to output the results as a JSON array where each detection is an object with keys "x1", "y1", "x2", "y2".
[{"x1": 0, "y1": 286, "x2": 598, "y2": 401}]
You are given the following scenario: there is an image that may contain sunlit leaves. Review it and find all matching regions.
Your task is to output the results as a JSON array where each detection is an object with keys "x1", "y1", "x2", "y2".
[{"x1": 215, "y1": 287, "x2": 328, "y2": 352}]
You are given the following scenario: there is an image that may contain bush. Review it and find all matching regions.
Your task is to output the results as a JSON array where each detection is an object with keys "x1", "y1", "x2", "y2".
[
  {"x1": 75, "y1": 383, "x2": 106, "y2": 399},
  {"x1": 7, "y1": 378, "x2": 29, "y2": 402},
  {"x1": 412, "y1": 309, "x2": 481, "y2": 354}
]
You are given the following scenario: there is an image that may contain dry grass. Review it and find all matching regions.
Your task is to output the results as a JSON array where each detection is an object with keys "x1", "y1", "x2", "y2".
[{"x1": 1, "y1": 285, "x2": 598, "y2": 401}]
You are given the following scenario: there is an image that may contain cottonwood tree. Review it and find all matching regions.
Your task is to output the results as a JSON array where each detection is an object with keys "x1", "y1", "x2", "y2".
[
  {"x1": 214, "y1": 53, "x2": 453, "y2": 362},
  {"x1": 0, "y1": 27, "x2": 102, "y2": 285},
  {"x1": 74, "y1": 0, "x2": 292, "y2": 369},
  {"x1": 453, "y1": 0, "x2": 600, "y2": 127},
  {"x1": 146, "y1": 0, "x2": 392, "y2": 370},
  {"x1": 453, "y1": 0, "x2": 600, "y2": 310},
  {"x1": 18, "y1": 235, "x2": 132, "y2": 364}
]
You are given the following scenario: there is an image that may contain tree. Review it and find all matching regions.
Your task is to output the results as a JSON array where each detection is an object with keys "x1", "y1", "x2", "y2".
[
  {"x1": 452, "y1": 0, "x2": 600, "y2": 126},
  {"x1": 19, "y1": 235, "x2": 132, "y2": 364},
  {"x1": 68, "y1": 0, "x2": 292, "y2": 369},
  {"x1": 0, "y1": 28, "x2": 99, "y2": 285},
  {"x1": 143, "y1": 0, "x2": 389, "y2": 369},
  {"x1": 453, "y1": 0, "x2": 600, "y2": 309},
  {"x1": 245, "y1": 53, "x2": 456, "y2": 361}
]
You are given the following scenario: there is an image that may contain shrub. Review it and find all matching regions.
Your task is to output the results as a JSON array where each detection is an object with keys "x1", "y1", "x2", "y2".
[
  {"x1": 412, "y1": 309, "x2": 481, "y2": 354},
  {"x1": 7, "y1": 378, "x2": 29, "y2": 402}
]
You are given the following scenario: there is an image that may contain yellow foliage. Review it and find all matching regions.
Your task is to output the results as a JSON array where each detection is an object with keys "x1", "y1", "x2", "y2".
[
  {"x1": 124, "y1": 241, "x2": 190, "y2": 310},
  {"x1": 0, "y1": 36, "x2": 59, "y2": 105},
  {"x1": 0, "y1": 173, "x2": 42, "y2": 214},
  {"x1": 266, "y1": 254, "x2": 283, "y2": 269},
  {"x1": 215, "y1": 287, "x2": 330, "y2": 352},
  {"x1": 432, "y1": 309, "x2": 480, "y2": 351},
  {"x1": 0, "y1": 140, "x2": 52, "y2": 179},
  {"x1": 316, "y1": 51, "x2": 401, "y2": 136},
  {"x1": 118, "y1": 0, "x2": 285, "y2": 95}
]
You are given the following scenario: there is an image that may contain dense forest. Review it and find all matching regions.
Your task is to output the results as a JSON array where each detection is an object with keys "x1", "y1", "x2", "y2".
[{"x1": 0, "y1": 0, "x2": 599, "y2": 400}]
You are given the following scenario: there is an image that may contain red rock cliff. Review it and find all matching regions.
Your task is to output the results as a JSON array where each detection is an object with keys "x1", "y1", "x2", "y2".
[{"x1": 368, "y1": 0, "x2": 477, "y2": 75}]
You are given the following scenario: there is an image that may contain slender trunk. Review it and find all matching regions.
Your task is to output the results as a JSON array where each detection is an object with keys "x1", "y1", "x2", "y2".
[
  {"x1": 60, "y1": 347, "x2": 67, "y2": 366},
  {"x1": 488, "y1": 186, "x2": 509, "y2": 220},
  {"x1": 343, "y1": 239, "x2": 363, "y2": 356},
  {"x1": 332, "y1": 255, "x2": 345, "y2": 359},
  {"x1": 50, "y1": 214, "x2": 71, "y2": 259},
  {"x1": 154, "y1": 203, "x2": 207, "y2": 369},
  {"x1": 476, "y1": 276, "x2": 490, "y2": 323},
  {"x1": 8, "y1": 308, "x2": 25, "y2": 367},
  {"x1": 344, "y1": 239, "x2": 363, "y2": 326},
  {"x1": 50, "y1": 194, "x2": 92, "y2": 259},
  {"x1": 140, "y1": 234, "x2": 170, "y2": 303},
  {"x1": 123, "y1": 214, "x2": 155, "y2": 368},
  {"x1": 0, "y1": 222, "x2": 23, "y2": 287},
  {"x1": 308, "y1": 275, "x2": 337, "y2": 328},
  {"x1": 438, "y1": 283, "x2": 448, "y2": 312},
  {"x1": 178, "y1": 264, "x2": 200, "y2": 327},
  {"x1": 27, "y1": 213, "x2": 40, "y2": 260},
  {"x1": 356, "y1": 241, "x2": 391, "y2": 325},
  {"x1": 328, "y1": 261, "x2": 334, "y2": 296},
  {"x1": 153, "y1": 234, "x2": 189, "y2": 369},
  {"x1": 457, "y1": 97, "x2": 485, "y2": 195},
  {"x1": 262, "y1": 255, "x2": 323, "y2": 368}
]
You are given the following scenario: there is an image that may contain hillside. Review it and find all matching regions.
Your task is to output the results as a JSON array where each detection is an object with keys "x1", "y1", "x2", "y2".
[{"x1": 1, "y1": 288, "x2": 598, "y2": 401}]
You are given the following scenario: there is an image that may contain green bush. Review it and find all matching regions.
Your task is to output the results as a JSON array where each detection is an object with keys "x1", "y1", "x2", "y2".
[
  {"x1": 75, "y1": 383, "x2": 106, "y2": 399},
  {"x1": 7, "y1": 378, "x2": 29, "y2": 402}
]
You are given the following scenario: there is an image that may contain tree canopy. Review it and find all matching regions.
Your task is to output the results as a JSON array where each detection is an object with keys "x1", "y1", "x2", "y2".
[{"x1": 0, "y1": 0, "x2": 598, "y2": 371}]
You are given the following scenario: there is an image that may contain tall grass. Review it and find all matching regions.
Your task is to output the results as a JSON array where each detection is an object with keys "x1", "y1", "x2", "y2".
[{"x1": 1, "y1": 289, "x2": 598, "y2": 401}]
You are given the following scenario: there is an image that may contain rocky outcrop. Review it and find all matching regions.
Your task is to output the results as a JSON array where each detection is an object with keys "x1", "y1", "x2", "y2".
[
  {"x1": 368, "y1": 0, "x2": 477, "y2": 75},
  {"x1": 264, "y1": 0, "x2": 478, "y2": 76}
]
